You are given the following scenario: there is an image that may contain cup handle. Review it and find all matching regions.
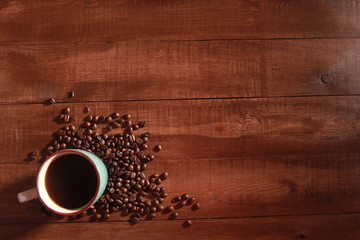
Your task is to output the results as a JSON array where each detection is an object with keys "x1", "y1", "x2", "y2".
[{"x1": 18, "y1": 188, "x2": 39, "y2": 203}]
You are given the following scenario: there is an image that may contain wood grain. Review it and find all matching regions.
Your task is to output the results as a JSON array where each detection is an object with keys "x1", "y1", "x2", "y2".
[
  {"x1": 1, "y1": 214, "x2": 360, "y2": 240},
  {"x1": 2, "y1": 153, "x2": 360, "y2": 223},
  {"x1": 1, "y1": 0, "x2": 360, "y2": 45},
  {"x1": 1, "y1": 97, "x2": 360, "y2": 164},
  {"x1": 1, "y1": 38, "x2": 360, "y2": 103}
]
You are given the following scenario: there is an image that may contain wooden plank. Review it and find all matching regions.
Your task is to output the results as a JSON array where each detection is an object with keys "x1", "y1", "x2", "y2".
[
  {"x1": 2, "y1": 154, "x2": 360, "y2": 223},
  {"x1": 1, "y1": 214, "x2": 360, "y2": 240},
  {"x1": 1, "y1": 39, "x2": 360, "y2": 103},
  {"x1": 1, "y1": 97, "x2": 360, "y2": 164},
  {"x1": 1, "y1": 0, "x2": 360, "y2": 44}
]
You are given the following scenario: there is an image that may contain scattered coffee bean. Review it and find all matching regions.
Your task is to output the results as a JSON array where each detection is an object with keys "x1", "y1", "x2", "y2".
[
  {"x1": 148, "y1": 213, "x2": 156, "y2": 219},
  {"x1": 187, "y1": 197, "x2": 196, "y2": 205},
  {"x1": 93, "y1": 213, "x2": 101, "y2": 220},
  {"x1": 154, "y1": 145, "x2": 162, "y2": 152},
  {"x1": 192, "y1": 202, "x2": 200, "y2": 210},
  {"x1": 46, "y1": 98, "x2": 56, "y2": 104},
  {"x1": 160, "y1": 172, "x2": 168, "y2": 180},
  {"x1": 181, "y1": 194, "x2": 190, "y2": 200},
  {"x1": 122, "y1": 114, "x2": 131, "y2": 120},
  {"x1": 170, "y1": 212, "x2": 179, "y2": 219},
  {"x1": 164, "y1": 206, "x2": 174, "y2": 213},
  {"x1": 83, "y1": 106, "x2": 90, "y2": 113},
  {"x1": 138, "y1": 121, "x2": 147, "y2": 128},
  {"x1": 68, "y1": 91, "x2": 75, "y2": 98},
  {"x1": 111, "y1": 112, "x2": 120, "y2": 119},
  {"x1": 103, "y1": 213, "x2": 110, "y2": 220},
  {"x1": 183, "y1": 220, "x2": 192, "y2": 227},
  {"x1": 62, "y1": 107, "x2": 70, "y2": 114},
  {"x1": 130, "y1": 217, "x2": 139, "y2": 223},
  {"x1": 173, "y1": 196, "x2": 181, "y2": 202}
]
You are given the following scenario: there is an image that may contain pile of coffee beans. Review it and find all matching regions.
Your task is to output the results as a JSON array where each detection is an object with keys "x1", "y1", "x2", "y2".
[{"x1": 32, "y1": 107, "x2": 200, "y2": 227}]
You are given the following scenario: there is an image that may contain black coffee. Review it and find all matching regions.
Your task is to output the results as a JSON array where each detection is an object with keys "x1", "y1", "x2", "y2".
[{"x1": 45, "y1": 154, "x2": 98, "y2": 209}]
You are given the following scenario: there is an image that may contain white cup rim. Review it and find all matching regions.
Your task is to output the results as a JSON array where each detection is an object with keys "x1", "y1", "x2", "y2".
[{"x1": 36, "y1": 149, "x2": 101, "y2": 215}]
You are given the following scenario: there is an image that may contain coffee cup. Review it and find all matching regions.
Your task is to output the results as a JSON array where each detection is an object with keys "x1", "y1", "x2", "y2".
[{"x1": 18, "y1": 149, "x2": 108, "y2": 216}]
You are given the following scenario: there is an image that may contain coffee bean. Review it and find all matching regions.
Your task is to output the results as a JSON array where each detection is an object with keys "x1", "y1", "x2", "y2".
[
  {"x1": 160, "y1": 172, "x2": 168, "y2": 180},
  {"x1": 90, "y1": 123, "x2": 97, "y2": 130},
  {"x1": 148, "y1": 213, "x2": 156, "y2": 219},
  {"x1": 62, "y1": 107, "x2": 70, "y2": 114},
  {"x1": 68, "y1": 91, "x2": 75, "y2": 98},
  {"x1": 186, "y1": 197, "x2": 196, "y2": 205},
  {"x1": 83, "y1": 122, "x2": 91, "y2": 128},
  {"x1": 105, "y1": 116, "x2": 112, "y2": 123},
  {"x1": 93, "y1": 213, "x2": 101, "y2": 220},
  {"x1": 173, "y1": 196, "x2": 181, "y2": 202},
  {"x1": 122, "y1": 114, "x2": 131, "y2": 120},
  {"x1": 181, "y1": 194, "x2": 190, "y2": 200},
  {"x1": 130, "y1": 217, "x2": 139, "y2": 223},
  {"x1": 140, "y1": 143, "x2": 148, "y2": 150},
  {"x1": 183, "y1": 220, "x2": 192, "y2": 227},
  {"x1": 138, "y1": 121, "x2": 147, "y2": 128},
  {"x1": 98, "y1": 116, "x2": 105, "y2": 123},
  {"x1": 152, "y1": 200, "x2": 159, "y2": 206},
  {"x1": 169, "y1": 212, "x2": 179, "y2": 219},
  {"x1": 111, "y1": 112, "x2": 120, "y2": 119},
  {"x1": 92, "y1": 116, "x2": 99, "y2": 122},
  {"x1": 64, "y1": 115, "x2": 70, "y2": 123},
  {"x1": 155, "y1": 178, "x2": 162, "y2": 185},
  {"x1": 84, "y1": 106, "x2": 90, "y2": 113},
  {"x1": 150, "y1": 207, "x2": 157, "y2": 213},
  {"x1": 47, "y1": 98, "x2": 56, "y2": 104},
  {"x1": 85, "y1": 115, "x2": 93, "y2": 122},
  {"x1": 124, "y1": 120, "x2": 132, "y2": 128},
  {"x1": 164, "y1": 206, "x2": 174, "y2": 213},
  {"x1": 103, "y1": 214, "x2": 110, "y2": 220},
  {"x1": 154, "y1": 145, "x2": 162, "y2": 152},
  {"x1": 132, "y1": 124, "x2": 139, "y2": 130},
  {"x1": 177, "y1": 201, "x2": 186, "y2": 208},
  {"x1": 192, "y1": 202, "x2": 200, "y2": 210}
]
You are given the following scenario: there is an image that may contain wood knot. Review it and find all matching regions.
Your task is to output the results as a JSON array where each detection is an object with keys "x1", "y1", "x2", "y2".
[{"x1": 320, "y1": 74, "x2": 331, "y2": 84}]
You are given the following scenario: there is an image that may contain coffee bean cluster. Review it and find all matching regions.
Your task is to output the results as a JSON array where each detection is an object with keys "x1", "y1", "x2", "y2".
[{"x1": 35, "y1": 108, "x2": 199, "y2": 226}]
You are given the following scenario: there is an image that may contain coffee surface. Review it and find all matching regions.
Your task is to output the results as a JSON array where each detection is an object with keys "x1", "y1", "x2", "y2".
[{"x1": 45, "y1": 154, "x2": 98, "y2": 209}]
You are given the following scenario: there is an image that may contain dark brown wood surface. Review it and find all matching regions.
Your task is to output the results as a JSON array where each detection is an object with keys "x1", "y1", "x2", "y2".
[{"x1": 1, "y1": 0, "x2": 360, "y2": 239}]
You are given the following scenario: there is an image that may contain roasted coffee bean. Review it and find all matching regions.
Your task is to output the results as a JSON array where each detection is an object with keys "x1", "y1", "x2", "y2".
[
  {"x1": 124, "y1": 120, "x2": 132, "y2": 128},
  {"x1": 158, "y1": 205, "x2": 164, "y2": 211},
  {"x1": 111, "y1": 112, "x2": 120, "y2": 119},
  {"x1": 138, "y1": 121, "x2": 147, "y2": 128},
  {"x1": 177, "y1": 201, "x2": 186, "y2": 208},
  {"x1": 192, "y1": 203, "x2": 200, "y2": 210},
  {"x1": 187, "y1": 197, "x2": 196, "y2": 205},
  {"x1": 150, "y1": 207, "x2": 157, "y2": 213},
  {"x1": 103, "y1": 214, "x2": 110, "y2": 220},
  {"x1": 47, "y1": 98, "x2": 56, "y2": 104},
  {"x1": 105, "y1": 116, "x2": 112, "y2": 123},
  {"x1": 158, "y1": 198, "x2": 165, "y2": 203},
  {"x1": 90, "y1": 123, "x2": 97, "y2": 130},
  {"x1": 133, "y1": 212, "x2": 141, "y2": 219},
  {"x1": 68, "y1": 91, "x2": 75, "y2": 98},
  {"x1": 132, "y1": 124, "x2": 139, "y2": 130},
  {"x1": 145, "y1": 201, "x2": 151, "y2": 207},
  {"x1": 93, "y1": 213, "x2": 101, "y2": 220},
  {"x1": 152, "y1": 200, "x2": 159, "y2": 206},
  {"x1": 155, "y1": 178, "x2": 161, "y2": 185},
  {"x1": 160, "y1": 172, "x2": 168, "y2": 180},
  {"x1": 89, "y1": 208, "x2": 97, "y2": 214},
  {"x1": 183, "y1": 220, "x2": 192, "y2": 227},
  {"x1": 122, "y1": 114, "x2": 131, "y2": 120},
  {"x1": 140, "y1": 143, "x2": 148, "y2": 150},
  {"x1": 142, "y1": 132, "x2": 151, "y2": 138},
  {"x1": 160, "y1": 192, "x2": 168, "y2": 198},
  {"x1": 173, "y1": 196, "x2": 181, "y2": 202},
  {"x1": 98, "y1": 116, "x2": 105, "y2": 123},
  {"x1": 169, "y1": 212, "x2": 178, "y2": 219},
  {"x1": 148, "y1": 213, "x2": 156, "y2": 219},
  {"x1": 130, "y1": 217, "x2": 139, "y2": 223},
  {"x1": 92, "y1": 116, "x2": 99, "y2": 122},
  {"x1": 83, "y1": 122, "x2": 91, "y2": 128},
  {"x1": 112, "y1": 122, "x2": 120, "y2": 129},
  {"x1": 147, "y1": 154, "x2": 155, "y2": 161},
  {"x1": 62, "y1": 107, "x2": 70, "y2": 114},
  {"x1": 154, "y1": 145, "x2": 162, "y2": 152},
  {"x1": 84, "y1": 106, "x2": 90, "y2": 113},
  {"x1": 181, "y1": 194, "x2": 190, "y2": 200},
  {"x1": 164, "y1": 206, "x2": 174, "y2": 213},
  {"x1": 64, "y1": 115, "x2": 70, "y2": 123}
]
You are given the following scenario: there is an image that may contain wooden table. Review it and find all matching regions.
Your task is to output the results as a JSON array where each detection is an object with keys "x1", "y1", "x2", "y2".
[{"x1": 1, "y1": 1, "x2": 360, "y2": 239}]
